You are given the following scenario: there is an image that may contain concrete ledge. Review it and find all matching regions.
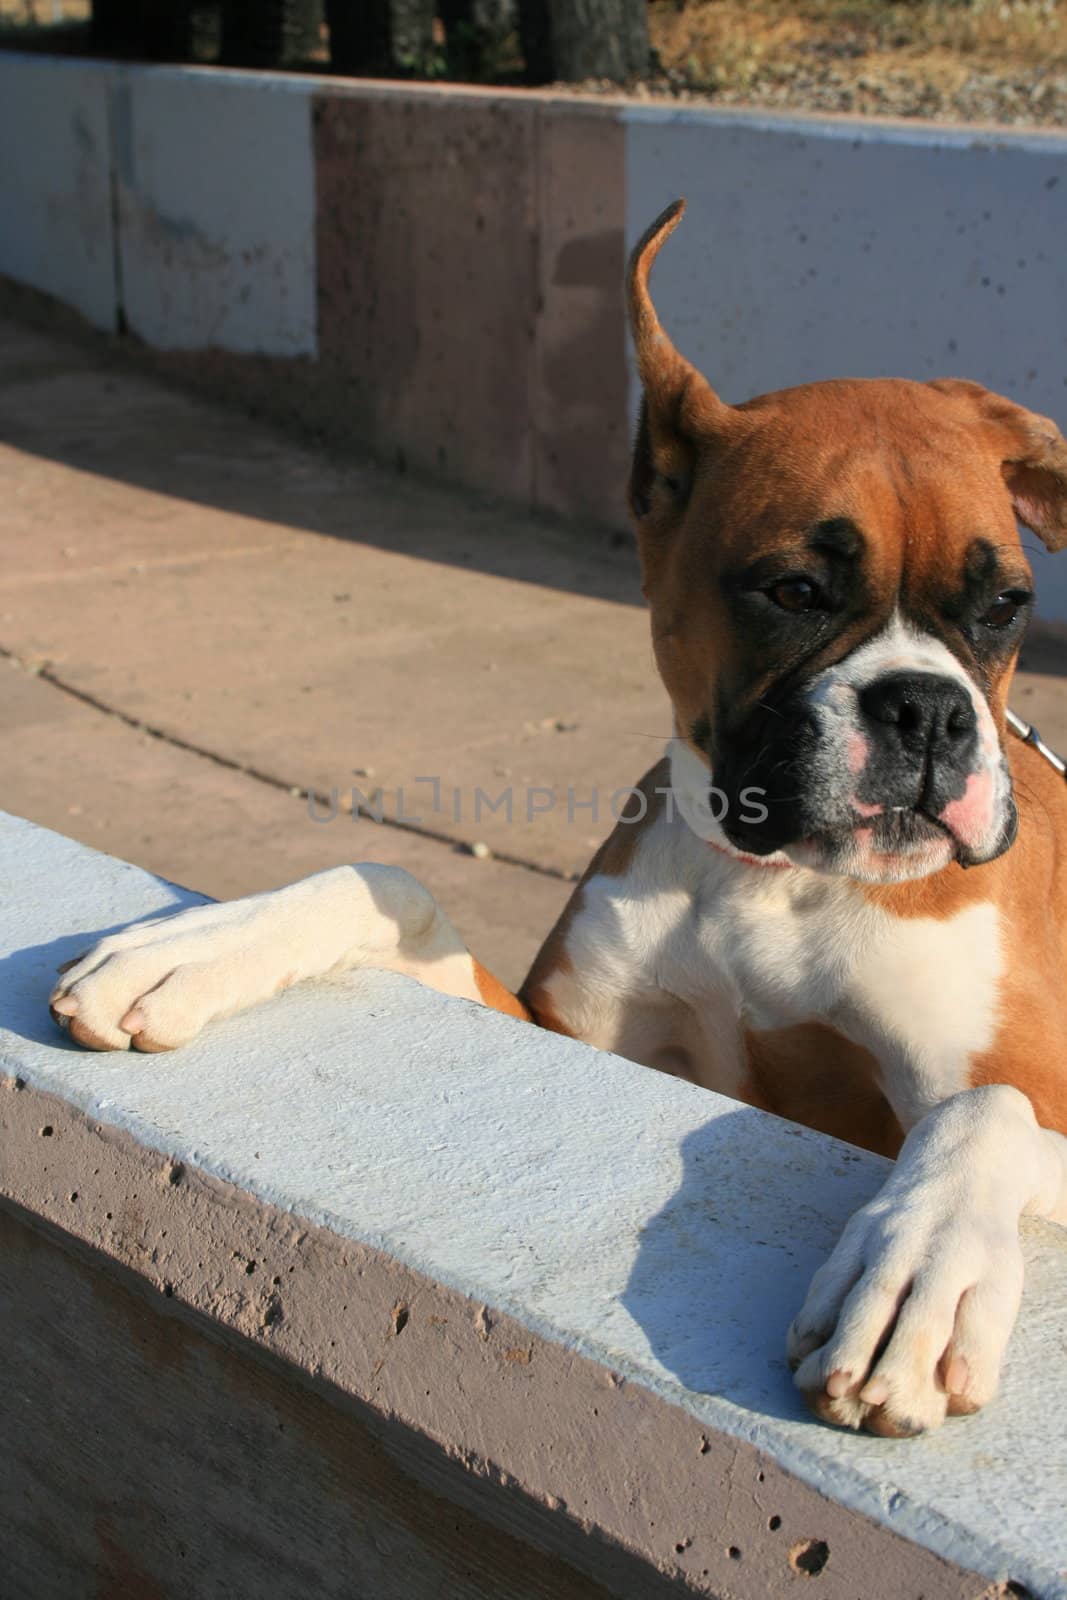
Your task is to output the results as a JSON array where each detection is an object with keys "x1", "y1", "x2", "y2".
[{"x1": 2, "y1": 811, "x2": 1066, "y2": 1597}]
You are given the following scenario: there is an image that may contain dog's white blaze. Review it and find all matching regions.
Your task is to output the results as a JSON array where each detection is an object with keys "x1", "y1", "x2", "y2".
[
  {"x1": 810, "y1": 612, "x2": 1007, "y2": 808},
  {"x1": 812, "y1": 612, "x2": 995, "y2": 732}
]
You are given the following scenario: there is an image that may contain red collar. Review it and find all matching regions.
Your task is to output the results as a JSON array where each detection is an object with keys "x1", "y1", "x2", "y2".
[{"x1": 706, "y1": 838, "x2": 793, "y2": 871}]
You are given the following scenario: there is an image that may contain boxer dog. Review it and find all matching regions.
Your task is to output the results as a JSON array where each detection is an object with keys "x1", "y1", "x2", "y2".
[{"x1": 50, "y1": 202, "x2": 1067, "y2": 1438}]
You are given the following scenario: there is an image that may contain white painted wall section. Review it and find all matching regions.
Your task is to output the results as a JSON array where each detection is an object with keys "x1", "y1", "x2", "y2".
[
  {"x1": 625, "y1": 107, "x2": 1067, "y2": 616},
  {"x1": 114, "y1": 68, "x2": 317, "y2": 356},
  {"x1": 1, "y1": 811, "x2": 1065, "y2": 1596},
  {"x1": 0, "y1": 56, "x2": 118, "y2": 330}
]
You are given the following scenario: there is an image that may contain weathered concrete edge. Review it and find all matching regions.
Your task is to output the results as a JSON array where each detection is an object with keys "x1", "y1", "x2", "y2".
[
  {"x1": 5, "y1": 1057, "x2": 1049, "y2": 1600},
  {"x1": 620, "y1": 96, "x2": 1067, "y2": 151},
  {"x1": 1, "y1": 810, "x2": 1063, "y2": 1596},
  {"x1": 17, "y1": 52, "x2": 1067, "y2": 149},
  {"x1": 0, "y1": 1070, "x2": 996, "y2": 1600}
]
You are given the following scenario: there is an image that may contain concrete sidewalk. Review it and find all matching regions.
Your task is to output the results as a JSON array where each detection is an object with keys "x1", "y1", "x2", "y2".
[
  {"x1": 0, "y1": 318, "x2": 663, "y2": 988},
  {"x1": 3, "y1": 315, "x2": 1067, "y2": 990}
]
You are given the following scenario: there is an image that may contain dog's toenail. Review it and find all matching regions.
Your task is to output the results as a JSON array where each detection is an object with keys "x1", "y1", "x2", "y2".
[{"x1": 825, "y1": 1371, "x2": 853, "y2": 1398}]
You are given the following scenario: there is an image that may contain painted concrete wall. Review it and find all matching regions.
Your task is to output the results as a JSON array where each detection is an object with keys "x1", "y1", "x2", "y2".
[
  {"x1": 0, "y1": 56, "x2": 118, "y2": 330},
  {"x1": 310, "y1": 88, "x2": 629, "y2": 513},
  {"x1": 2, "y1": 811, "x2": 1066, "y2": 1597},
  {"x1": 625, "y1": 109, "x2": 1067, "y2": 415},
  {"x1": 625, "y1": 107, "x2": 1067, "y2": 618},
  {"x1": 0, "y1": 1206, "x2": 617, "y2": 1600},
  {"x1": 113, "y1": 70, "x2": 318, "y2": 356},
  {"x1": 1, "y1": 57, "x2": 1066, "y2": 609}
]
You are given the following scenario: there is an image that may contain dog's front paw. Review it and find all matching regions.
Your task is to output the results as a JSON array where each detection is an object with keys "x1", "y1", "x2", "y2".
[
  {"x1": 787, "y1": 1191, "x2": 1024, "y2": 1437},
  {"x1": 49, "y1": 900, "x2": 284, "y2": 1053}
]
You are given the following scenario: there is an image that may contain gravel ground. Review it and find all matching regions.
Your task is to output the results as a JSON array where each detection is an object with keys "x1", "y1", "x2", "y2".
[
  {"x1": 628, "y1": 64, "x2": 1067, "y2": 129},
  {"x1": 639, "y1": 0, "x2": 1067, "y2": 130}
]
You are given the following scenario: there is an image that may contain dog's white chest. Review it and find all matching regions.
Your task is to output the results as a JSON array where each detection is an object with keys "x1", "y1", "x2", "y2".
[
  {"x1": 559, "y1": 811, "x2": 1003, "y2": 1125},
  {"x1": 691, "y1": 856, "x2": 1001, "y2": 1122}
]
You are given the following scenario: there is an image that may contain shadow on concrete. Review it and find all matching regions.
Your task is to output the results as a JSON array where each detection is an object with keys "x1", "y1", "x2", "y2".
[
  {"x1": 0, "y1": 892, "x2": 198, "y2": 1053},
  {"x1": 0, "y1": 22, "x2": 90, "y2": 56},
  {"x1": 1017, "y1": 619, "x2": 1067, "y2": 681},
  {"x1": 0, "y1": 1195, "x2": 693, "y2": 1600},
  {"x1": 620, "y1": 1109, "x2": 887, "y2": 1426},
  {"x1": 0, "y1": 292, "x2": 644, "y2": 608}
]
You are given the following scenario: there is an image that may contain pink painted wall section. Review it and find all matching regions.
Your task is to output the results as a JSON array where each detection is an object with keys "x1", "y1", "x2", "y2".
[
  {"x1": 532, "y1": 110, "x2": 630, "y2": 523},
  {"x1": 312, "y1": 90, "x2": 628, "y2": 522},
  {"x1": 313, "y1": 92, "x2": 540, "y2": 503}
]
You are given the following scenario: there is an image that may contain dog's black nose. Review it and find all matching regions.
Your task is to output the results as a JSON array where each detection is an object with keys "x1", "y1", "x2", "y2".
[{"x1": 859, "y1": 672, "x2": 976, "y2": 752}]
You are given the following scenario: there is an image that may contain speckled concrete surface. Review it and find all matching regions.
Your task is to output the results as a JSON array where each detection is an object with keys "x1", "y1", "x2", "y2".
[{"x1": 2, "y1": 812, "x2": 1065, "y2": 1596}]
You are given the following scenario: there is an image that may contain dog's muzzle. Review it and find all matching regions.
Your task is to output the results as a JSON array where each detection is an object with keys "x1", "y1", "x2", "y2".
[{"x1": 711, "y1": 642, "x2": 1016, "y2": 881}]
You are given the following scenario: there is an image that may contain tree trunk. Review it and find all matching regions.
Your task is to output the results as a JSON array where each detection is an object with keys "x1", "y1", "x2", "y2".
[
  {"x1": 519, "y1": 0, "x2": 648, "y2": 83},
  {"x1": 220, "y1": 0, "x2": 321, "y2": 68},
  {"x1": 326, "y1": 0, "x2": 435, "y2": 75},
  {"x1": 439, "y1": 0, "x2": 517, "y2": 79},
  {"x1": 516, "y1": 0, "x2": 552, "y2": 82}
]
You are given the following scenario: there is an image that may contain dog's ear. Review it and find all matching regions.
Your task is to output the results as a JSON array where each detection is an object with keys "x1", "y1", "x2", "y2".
[
  {"x1": 627, "y1": 200, "x2": 735, "y2": 522},
  {"x1": 929, "y1": 378, "x2": 1067, "y2": 552},
  {"x1": 1001, "y1": 413, "x2": 1067, "y2": 552}
]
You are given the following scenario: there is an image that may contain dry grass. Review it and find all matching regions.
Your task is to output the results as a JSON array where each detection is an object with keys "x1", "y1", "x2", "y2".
[
  {"x1": 0, "y1": 0, "x2": 88, "y2": 22},
  {"x1": 646, "y1": 0, "x2": 1067, "y2": 124}
]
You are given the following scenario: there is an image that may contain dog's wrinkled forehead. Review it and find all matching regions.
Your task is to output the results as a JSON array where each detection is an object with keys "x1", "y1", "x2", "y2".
[
  {"x1": 671, "y1": 372, "x2": 1035, "y2": 602},
  {"x1": 697, "y1": 405, "x2": 1032, "y2": 660}
]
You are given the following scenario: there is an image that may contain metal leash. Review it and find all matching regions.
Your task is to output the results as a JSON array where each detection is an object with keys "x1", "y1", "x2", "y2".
[{"x1": 1006, "y1": 707, "x2": 1067, "y2": 779}]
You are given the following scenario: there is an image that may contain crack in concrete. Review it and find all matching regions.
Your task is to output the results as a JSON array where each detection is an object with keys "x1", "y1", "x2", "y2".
[
  {"x1": 0, "y1": 541, "x2": 300, "y2": 591},
  {"x1": 0, "y1": 643, "x2": 572, "y2": 887}
]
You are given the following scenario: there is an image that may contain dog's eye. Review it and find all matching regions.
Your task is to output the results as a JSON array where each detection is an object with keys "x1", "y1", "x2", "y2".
[
  {"x1": 768, "y1": 577, "x2": 820, "y2": 613},
  {"x1": 979, "y1": 590, "x2": 1031, "y2": 630}
]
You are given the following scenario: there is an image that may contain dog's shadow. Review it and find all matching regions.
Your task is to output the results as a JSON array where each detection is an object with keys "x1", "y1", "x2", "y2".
[{"x1": 619, "y1": 1108, "x2": 885, "y2": 1425}]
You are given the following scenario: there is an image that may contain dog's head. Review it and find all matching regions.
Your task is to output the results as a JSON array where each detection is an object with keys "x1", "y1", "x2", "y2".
[{"x1": 629, "y1": 201, "x2": 1067, "y2": 883}]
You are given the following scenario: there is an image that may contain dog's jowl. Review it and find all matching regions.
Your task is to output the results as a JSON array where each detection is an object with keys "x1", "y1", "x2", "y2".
[{"x1": 50, "y1": 202, "x2": 1067, "y2": 1439}]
